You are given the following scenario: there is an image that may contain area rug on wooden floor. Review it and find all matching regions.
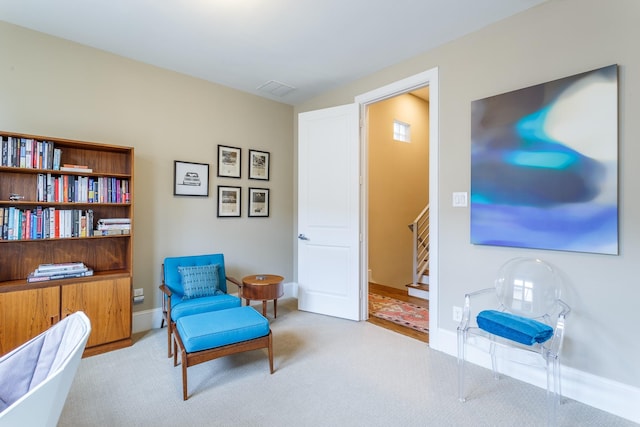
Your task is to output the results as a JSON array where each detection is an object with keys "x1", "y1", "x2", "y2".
[{"x1": 368, "y1": 293, "x2": 429, "y2": 333}]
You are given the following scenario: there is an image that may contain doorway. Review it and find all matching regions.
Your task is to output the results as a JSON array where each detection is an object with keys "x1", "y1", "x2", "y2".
[
  {"x1": 366, "y1": 89, "x2": 430, "y2": 342},
  {"x1": 356, "y1": 67, "x2": 440, "y2": 348},
  {"x1": 367, "y1": 90, "x2": 429, "y2": 290}
]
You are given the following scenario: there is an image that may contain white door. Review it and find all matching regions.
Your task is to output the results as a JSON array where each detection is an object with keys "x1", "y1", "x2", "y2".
[{"x1": 297, "y1": 103, "x2": 361, "y2": 321}]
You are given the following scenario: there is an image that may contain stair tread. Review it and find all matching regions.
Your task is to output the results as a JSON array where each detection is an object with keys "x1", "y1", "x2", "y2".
[{"x1": 406, "y1": 283, "x2": 429, "y2": 291}]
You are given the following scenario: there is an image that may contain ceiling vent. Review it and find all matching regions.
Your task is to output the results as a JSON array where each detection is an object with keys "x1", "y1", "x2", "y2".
[{"x1": 256, "y1": 80, "x2": 297, "y2": 97}]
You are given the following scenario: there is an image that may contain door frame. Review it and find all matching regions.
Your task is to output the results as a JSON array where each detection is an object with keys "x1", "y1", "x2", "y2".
[{"x1": 355, "y1": 67, "x2": 441, "y2": 348}]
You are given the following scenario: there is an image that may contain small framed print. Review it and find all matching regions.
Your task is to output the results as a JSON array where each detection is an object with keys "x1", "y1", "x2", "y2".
[
  {"x1": 217, "y1": 186, "x2": 241, "y2": 217},
  {"x1": 248, "y1": 187, "x2": 270, "y2": 217},
  {"x1": 218, "y1": 145, "x2": 241, "y2": 178},
  {"x1": 248, "y1": 149, "x2": 270, "y2": 180},
  {"x1": 174, "y1": 160, "x2": 209, "y2": 197}
]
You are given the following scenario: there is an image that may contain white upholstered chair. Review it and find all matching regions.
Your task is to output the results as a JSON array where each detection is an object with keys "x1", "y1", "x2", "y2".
[{"x1": 0, "y1": 311, "x2": 91, "y2": 427}]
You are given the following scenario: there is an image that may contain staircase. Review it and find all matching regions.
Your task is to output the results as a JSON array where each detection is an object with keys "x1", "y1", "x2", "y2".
[{"x1": 407, "y1": 204, "x2": 429, "y2": 300}]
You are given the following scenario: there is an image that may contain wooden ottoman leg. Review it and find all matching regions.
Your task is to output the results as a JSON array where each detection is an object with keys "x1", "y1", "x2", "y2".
[
  {"x1": 173, "y1": 327, "x2": 190, "y2": 400},
  {"x1": 181, "y1": 346, "x2": 188, "y2": 400},
  {"x1": 173, "y1": 335, "x2": 178, "y2": 367},
  {"x1": 268, "y1": 330, "x2": 274, "y2": 374}
]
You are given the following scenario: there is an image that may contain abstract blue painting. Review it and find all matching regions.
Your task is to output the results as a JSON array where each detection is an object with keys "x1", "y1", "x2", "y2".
[{"x1": 470, "y1": 65, "x2": 618, "y2": 255}]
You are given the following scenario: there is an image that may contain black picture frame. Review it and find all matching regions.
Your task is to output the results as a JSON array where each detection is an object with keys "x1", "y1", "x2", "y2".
[
  {"x1": 248, "y1": 149, "x2": 270, "y2": 180},
  {"x1": 174, "y1": 160, "x2": 209, "y2": 197},
  {"x1": 217, "y1": 145, "x2": 241, "y2": 178},
  {"x1": 217, "y1": 186, "x2": 241, "y2": 217},
  {"x1": 248, "y1": 187, "x2": 270, "y2": 217}
]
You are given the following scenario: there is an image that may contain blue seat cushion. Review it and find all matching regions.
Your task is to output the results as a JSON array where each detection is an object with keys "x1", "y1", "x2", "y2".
[
  {"x1": 170, "y1": 294, "x2": 241, "y2": 322},
  {"x1": 477, "y1": 310, "x2": 554, "y2": 346},
  {"x1": 176, "y1": 307, "x2": 270, "y2": 353}
]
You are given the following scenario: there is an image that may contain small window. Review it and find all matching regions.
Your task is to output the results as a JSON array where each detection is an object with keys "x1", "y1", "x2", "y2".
[{"x1": 393, "y1": 120, "x2": 411, "y2": 143}]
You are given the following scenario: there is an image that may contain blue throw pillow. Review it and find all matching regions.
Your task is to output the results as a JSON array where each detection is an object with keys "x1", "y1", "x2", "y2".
[
  {"x1": 476, "y1": 310, "x2": 554, "y2": 346},
  {"x1": 178, "y1": 264, "x2": 223, "y2": 300}
]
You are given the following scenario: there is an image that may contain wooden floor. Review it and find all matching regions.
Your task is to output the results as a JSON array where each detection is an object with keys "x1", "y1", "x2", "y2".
[{"x1": 368, "y1": 282, "x2": 429, "y2": 344}]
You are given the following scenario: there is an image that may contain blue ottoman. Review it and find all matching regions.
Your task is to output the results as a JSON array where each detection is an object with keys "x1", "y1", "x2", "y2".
[{"x1": 173, "y1": 306, "x2": 273, "y2": 400}]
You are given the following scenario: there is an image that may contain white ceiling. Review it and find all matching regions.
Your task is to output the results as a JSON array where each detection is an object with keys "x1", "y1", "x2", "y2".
[{"x1": 0, "y1": 0, "x2": 546, "y2": 105}]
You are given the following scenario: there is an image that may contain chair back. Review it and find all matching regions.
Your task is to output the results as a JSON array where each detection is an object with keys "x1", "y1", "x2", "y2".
[
  {"x1": 163, "y1": 253, "x2": 230, "y2": 296},
  {"x1": 494, "y1": 257, "x2": 562, "y2": 319},
  {"x1": 0, "y1": 311, "x2": 91, "y2": 427}
]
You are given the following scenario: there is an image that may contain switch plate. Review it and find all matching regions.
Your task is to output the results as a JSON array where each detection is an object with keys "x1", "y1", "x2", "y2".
[
  {"x1": 134, "y1": 288, "x2": 144, "y2": 297},
  {"x1": 452, "y1": 192, "x2": 468, "y2": 207}
]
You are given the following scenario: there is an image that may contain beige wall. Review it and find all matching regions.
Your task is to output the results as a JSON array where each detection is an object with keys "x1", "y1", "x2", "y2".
[
  {"x1": 2, "y1": 0, "x2": 639, "y2": 409},
  {"x1": 0, "y1": 21, "x2": 294, "y2": 313},
  {"x1": 295, "y1": 0, "x2": 640, "y2": 391},
  {"x1": 368, "y1": 94, "x2": 429, "y2": 289}
]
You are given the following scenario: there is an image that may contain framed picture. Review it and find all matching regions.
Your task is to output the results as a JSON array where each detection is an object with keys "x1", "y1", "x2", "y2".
[
  {"x1": 470, "y1": 64, "x2": 618, "y2": 255},
  {"x1": 248, "y1": 149, "x2": 270, "y2": 180},
  {"x1": 217, "y1": 186, "x2": 241, "y2": 217},
  {"x1": 174, "y1": 160, "x2": 209, "y2": 197},
  {"x1": 217, "y1": 145, "x2": 241, "y2": 178},
  {"x1": 248, "y1": 187, "x2": 270, "y2": 217}
]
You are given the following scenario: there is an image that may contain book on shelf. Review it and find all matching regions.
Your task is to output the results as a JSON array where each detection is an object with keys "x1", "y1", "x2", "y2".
[
  {"x1": 27, "y1": 268, "x2": 94, "y2": 283},
  {"x1": 34, "y1": 261, "x2": 87, "y2": 273},
  {"x1": 97, "y1": 217, "x2": 131, "y2": 231},
  {"x1": 97, "y1": 224, "x2": 130, "y2": 231},
  {"x1": 52, "y1": 148, "x2": 62, "y2": 170},
  {"x1": 60, "y1": 163, "x2": 93, "y2": 173},
  {"x1": 97, "y1": 218, "x2": 131, "y2": 224},
  {"x1": 94, "y1": 228, "x2": 130, "y2": 236}
]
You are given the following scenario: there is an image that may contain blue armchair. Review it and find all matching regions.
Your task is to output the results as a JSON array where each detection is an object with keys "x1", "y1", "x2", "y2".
[{"x1": 160, "y1": 254, "x2": 242, "y2": 357}]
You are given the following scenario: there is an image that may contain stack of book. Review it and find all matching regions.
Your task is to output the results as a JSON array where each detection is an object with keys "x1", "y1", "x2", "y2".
[
  {"x1": 27, "y1": 262, "x2": 93, "y2": 283},
  {"x1": 96, "y1": 218, "x2": 131, "y2": 235},
  {"x1": 59, "y1": 163, "x2": 93, "y2": 173}
]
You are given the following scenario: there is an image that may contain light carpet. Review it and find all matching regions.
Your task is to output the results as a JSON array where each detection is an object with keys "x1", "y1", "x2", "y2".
[
  {"x1": 59, "y1": 298, "x2": 636, "y2": 426},
  {"x1": 368, "y1": 293, "x2": 429, "y2": 332}
]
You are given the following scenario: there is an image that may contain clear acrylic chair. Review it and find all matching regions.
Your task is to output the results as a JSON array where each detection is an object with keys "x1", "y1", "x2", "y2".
[{"x1": 457, "y1": 257, "x2": 571, "y2": 427}]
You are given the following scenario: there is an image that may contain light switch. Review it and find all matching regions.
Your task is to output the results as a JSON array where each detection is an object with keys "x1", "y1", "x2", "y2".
[{"x1": 452, "y1": 192, "x2": 468, "y2": 207}]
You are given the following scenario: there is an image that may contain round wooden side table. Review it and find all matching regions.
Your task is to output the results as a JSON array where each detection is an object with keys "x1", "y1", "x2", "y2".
[{"x1": 241, "y1": 274, "x2": 284, "y2": 318}]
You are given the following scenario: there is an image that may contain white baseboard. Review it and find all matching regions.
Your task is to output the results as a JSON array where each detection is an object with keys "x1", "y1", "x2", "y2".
[
  {"x1": 132, "y1": 281, "x2": 299, "y2": 334},
  {"x1": 132, "y1": 307, "x2": 164, "y2": 334},
  {"x1": 433, "y1": 329, "x2": 640, "y2": 424}
]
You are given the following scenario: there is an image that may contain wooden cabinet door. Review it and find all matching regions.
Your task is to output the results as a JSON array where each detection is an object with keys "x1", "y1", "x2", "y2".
[
  {"x1": 0, "y1": 287, "x2": 60, "y2": 355},
  {"x1": 62, "y1": 278, "x2": 131, "y2": 348}
]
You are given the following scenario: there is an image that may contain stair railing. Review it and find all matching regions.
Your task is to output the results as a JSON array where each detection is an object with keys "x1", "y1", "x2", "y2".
[{"x1": 408, "y1": 204, "x2": 429, "y2": 286}]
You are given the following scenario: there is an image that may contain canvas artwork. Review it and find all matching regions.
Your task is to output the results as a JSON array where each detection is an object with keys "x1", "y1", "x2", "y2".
[{"x1": 470, "y1": 64, "x2": 618, "y2": 255}]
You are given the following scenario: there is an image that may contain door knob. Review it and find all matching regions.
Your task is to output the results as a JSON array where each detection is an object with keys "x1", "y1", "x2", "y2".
[{"x1": 298, "y1": 234, "x2": 310, "y2": 241}]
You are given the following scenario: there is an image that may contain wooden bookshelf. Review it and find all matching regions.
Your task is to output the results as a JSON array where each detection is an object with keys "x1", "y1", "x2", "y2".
[{"x1": 0, "y1": 131, "x2": 134, "y2": 357}]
